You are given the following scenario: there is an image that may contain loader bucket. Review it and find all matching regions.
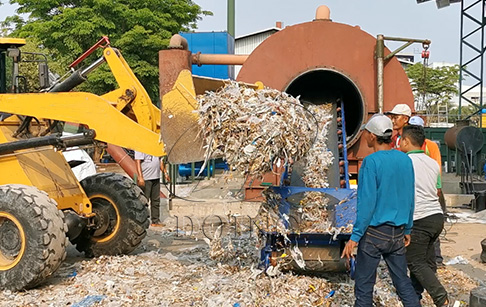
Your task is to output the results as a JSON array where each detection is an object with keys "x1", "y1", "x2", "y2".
[{"x1": 160, "y1": 69, "x2": 260, "y2": 164}]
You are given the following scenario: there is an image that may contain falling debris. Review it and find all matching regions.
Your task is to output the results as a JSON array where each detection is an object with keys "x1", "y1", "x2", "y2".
[
  {"x1": 301, "y1": 104, "x2": 335, "y2": 188},
  {"x1": 197, "y1": 82, "x2": 318, "y2": 178}
]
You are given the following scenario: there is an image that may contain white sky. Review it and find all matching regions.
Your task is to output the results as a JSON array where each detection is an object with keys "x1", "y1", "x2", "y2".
[{"x1": 0, "y1": 0, "x2": 467, "y2": 64}]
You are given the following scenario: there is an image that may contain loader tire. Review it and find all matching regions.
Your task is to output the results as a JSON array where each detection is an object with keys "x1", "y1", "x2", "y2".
[
  {"x1": 74, "y1": 173, "x2": 149, "y2": 257},
  {"x1": 0, "y1": 184, "x2": 67, "y2": 291}
]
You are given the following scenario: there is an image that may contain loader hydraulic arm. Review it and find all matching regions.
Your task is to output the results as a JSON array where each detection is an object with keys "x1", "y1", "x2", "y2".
[
  {"x1": 0, "y1": 92, "x2": 164, "y2": 156},
  {"x1": 0, "y1": 41, "x2": 164, "y2": 156}
]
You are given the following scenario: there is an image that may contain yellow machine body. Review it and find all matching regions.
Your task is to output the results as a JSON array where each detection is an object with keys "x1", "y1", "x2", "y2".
[
  {"x1": 0, "y1": 41, "x2": 259, "y2": 215},
  {"x1": 0, "y1": 45, "x2": 164, "y2": 214}
]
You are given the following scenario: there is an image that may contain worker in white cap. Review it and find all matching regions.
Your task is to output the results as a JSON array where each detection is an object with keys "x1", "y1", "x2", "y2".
[
  {"x1": 385, "y1": 104, "x2": 412, "y2": 149},
  {"x1": 342, "y1": 114, "x2": 419, "y2": 307}
]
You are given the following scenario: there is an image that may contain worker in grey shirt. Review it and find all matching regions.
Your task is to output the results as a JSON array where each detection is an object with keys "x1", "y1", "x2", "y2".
[
  {"x1": 399, "y1": 125, "x2": 448, "y2": 306},
  {"x1": 134, "y1": 151, "x2": 167, "y2": 226}
]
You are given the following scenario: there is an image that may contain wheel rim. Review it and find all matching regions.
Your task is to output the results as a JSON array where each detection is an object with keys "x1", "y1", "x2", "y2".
[
  {"x1": 0, "y1": 212, "x2": 26, "y2": 270},
  {"x1": 90, "y1": 194, "x2": 120, "y2": 243}
]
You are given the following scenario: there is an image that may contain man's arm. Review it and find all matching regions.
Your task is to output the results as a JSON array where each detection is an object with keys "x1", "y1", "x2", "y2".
[
  {"x1": 350, "y1": 159, "x2": 377, "y2": 242},
  {"x1": 342, "y1": 159, "x2": 377, "y2": 259},
  {"x1": 405, "y1": 163, "x2": 415, "y2": 236},
  {"x1": 427, "y1": 140, "x2": 442, "y2": 173},
  {"x1": 134, "y1": 151, "x2": 145, "y2": 187},
  {"x1": 160, "y1": 157, "x2": 170, "y2": 182},
  {"x1": 135, "y1": 159, "x2": 145, "y2": 187},
  {"x1": 437, "y1": 172, "x2": 447, "y2": 213}
]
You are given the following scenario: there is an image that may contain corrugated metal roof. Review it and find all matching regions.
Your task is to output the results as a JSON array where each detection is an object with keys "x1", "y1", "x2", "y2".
[
  {"x1": 236, "y1": 27, "x2": 281, "y2": 40},
  {"x1": 236, "y1": 32, "x2": 275, "y2": 54}
]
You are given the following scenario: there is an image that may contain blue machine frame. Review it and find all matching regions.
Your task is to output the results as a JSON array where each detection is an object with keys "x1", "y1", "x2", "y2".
[{"x1": 259, "y1": 101, "x2": 358, "y2": 270}]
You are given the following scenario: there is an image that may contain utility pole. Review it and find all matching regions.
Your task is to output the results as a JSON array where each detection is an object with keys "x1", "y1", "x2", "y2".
[{"x1": 227, "y1": 0, "x2": 235, "y2": 37}]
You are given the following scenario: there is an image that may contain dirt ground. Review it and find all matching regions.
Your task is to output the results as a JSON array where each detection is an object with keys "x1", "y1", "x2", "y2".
[
  {"x1": 0, "y1": 214, "x2": 482, "y2": 306},
  {"x1": 440, "y1": 222, "x2": 486, "y2": 281}
]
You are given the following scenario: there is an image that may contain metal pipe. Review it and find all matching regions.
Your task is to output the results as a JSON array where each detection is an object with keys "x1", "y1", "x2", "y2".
[
  {"x1": 0, "y1": 131, "x2": 94, "y2": 155},
  {"x1": 227, "y1": 0, "x2": 235, "y2": 37},
  {"x1": 106, "y1": 144, "x2": 138, "y2": 180},
  {"x1": 382, "y1": 36, "x2": 431, "y2": 44},
  {"x1": 48, "y1": 70, "x2": 87, "y2": 93},
  {"x1": 81, "y1": 57, "x2": 106, "y2": 77},
  {"x1": 375, "y1": 35, "x2": 430, "y2": 113},
  {"x1": 384, "y1": 41, "x2": 414, "y2": 61},
  {"x1": 376, "y1": 34, "x2": 385, "y2": 113},
  {"x1": 168, "y1": 34, "x2": 189, "y2": 50},
  {"x1": 48, "y1": 56, "x2": 105, "y2": 93},
  {"x1": 192, "y1": 53, "x2": 248, "y2": 66}
]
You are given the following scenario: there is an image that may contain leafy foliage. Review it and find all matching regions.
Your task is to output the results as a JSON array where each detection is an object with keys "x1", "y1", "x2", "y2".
[
  {"x1": 11, "y1": 39, "x2": 66, "y2": 92},
  {"x1": 406, "y1": 63, "x2": 460, "y2": 113},
  {"x1": 1, "y1": 0, "x2": 211, "y2": 101}
]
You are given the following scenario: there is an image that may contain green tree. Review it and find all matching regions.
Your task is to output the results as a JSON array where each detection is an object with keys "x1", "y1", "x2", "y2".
[
  {"x1": 406, "y1": 63, "x2": 460, "y2": 114},
  {"x1": 1, "y1": 0, "x2": 211, "y2": 101}
]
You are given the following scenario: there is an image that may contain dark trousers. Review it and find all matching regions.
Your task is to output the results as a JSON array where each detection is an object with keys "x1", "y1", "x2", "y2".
[
  {"x1": 406, "y1": 213, "x2": 448, "y2": 306},
  {"x1": 434, "y1": 238, "x2": 443, "y2": 264},
  {"x1": 354, "y1": 224, "x2": 420, "y2": 307},
  {"x1": 144, "y1": 179, "x2": 160, "y2": 223}
]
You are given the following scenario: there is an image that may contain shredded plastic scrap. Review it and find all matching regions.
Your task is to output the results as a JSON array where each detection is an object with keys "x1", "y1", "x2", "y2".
[
  {"x1": 197, "y1": 82, "x2": 318, "y2": 178},
  {"x1": 0, "y1": 235, "x2": 476, "y2": 307}
]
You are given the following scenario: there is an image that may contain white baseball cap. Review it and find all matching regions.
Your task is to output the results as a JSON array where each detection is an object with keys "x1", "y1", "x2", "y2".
[
  {"x1": 385, "y1": 104, "x2": 412, "y2": 117},
  {"x1": 409, "y1": 116, "x2": 425, "y2": 127},
  {"x1": 361, "y1": 114, "x2": 393, "y2": 137}
]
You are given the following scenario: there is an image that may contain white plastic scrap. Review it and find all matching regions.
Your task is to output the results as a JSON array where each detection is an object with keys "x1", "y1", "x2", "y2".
[
  {"x1": 197, "y1": 81, "x2": 318, "y2": 178},
  {"x1": 290, "y1": 245, "x2": 306, "y2": 269},
  {"x1": 445, "y1": 255, "x2": 469, "y2": 265}
]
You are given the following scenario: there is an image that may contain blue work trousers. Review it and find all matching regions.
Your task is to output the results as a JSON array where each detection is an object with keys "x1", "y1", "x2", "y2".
[{"x1": 354, "y1": 224, "x2": 421, "y2": 307}]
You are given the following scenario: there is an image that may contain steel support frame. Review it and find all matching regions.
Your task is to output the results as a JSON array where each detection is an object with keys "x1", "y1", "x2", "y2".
[
  {"x1": 458, "y1": 0, "x2": 486, "y2": 126},
  {"x1": 375, "y1": 35, "x2": 430, "y2": 113},
  {"x1": 0, "y1": 51, "x2": 5, "y2": 94}
]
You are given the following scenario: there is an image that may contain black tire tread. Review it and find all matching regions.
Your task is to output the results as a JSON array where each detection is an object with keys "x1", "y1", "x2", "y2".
[
  {"x1": 73, "y1": 173, "x2": 149, "y2": 257},
  {"x1": 0, "y1": 184, "x2": 66, "y2": 291}
]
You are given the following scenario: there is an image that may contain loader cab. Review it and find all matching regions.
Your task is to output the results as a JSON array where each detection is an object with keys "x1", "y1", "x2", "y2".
[
  {"x1": 0, "y1": 38, "x2": 26, "y2": 94},
  {"x1": 0, "y1": 38, "x2": 51, "y2": 94}
]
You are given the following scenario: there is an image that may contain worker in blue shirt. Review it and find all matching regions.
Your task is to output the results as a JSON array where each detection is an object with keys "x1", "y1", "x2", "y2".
[{"x1": 342, "y1": 114, "x2": 420, "y2": 307}]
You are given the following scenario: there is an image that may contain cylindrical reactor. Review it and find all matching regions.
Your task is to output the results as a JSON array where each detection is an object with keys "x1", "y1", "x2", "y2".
[
  {"x1": 445, "y1": 124, "x2": 483, "y2": 154},
  {"x1": 237, "y1": 18, "x2": 414, "y2": 174}
]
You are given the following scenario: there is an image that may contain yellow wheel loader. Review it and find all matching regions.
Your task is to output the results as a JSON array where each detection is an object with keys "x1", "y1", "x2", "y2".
[{"x1": 0, "y1": 37, "x2": 165, "y2": 290}]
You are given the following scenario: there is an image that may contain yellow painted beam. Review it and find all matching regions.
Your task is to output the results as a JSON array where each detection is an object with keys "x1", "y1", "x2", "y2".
[
  {"x1": 0, "y1": 38, "x2": 26, "y2": 47},
  {"x1": 0, "y1": 92, "x2": 165, "y2": 156}
]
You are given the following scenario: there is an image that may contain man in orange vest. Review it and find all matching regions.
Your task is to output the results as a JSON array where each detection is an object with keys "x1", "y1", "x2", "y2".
[{"x1": 409, "y1": 116, "x2": 442, "y2": 168}]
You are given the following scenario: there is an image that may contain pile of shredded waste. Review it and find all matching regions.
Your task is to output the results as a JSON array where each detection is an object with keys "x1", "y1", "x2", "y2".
[
  {"x1": 301, "y1": 104, "x2": 335, "y2": 188},
  {"x1": 198, "y1": 83, "x2": 340, "y2": 235},
  {"x1": 1, "y1": 231, "x2": 476, "y2": 307},
  {"x1": 254, "y1": 189, "x2": 353, "y2": 235},
  {"x1": 197, "y1": 82, "x2": 318, "y2": 178}
]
